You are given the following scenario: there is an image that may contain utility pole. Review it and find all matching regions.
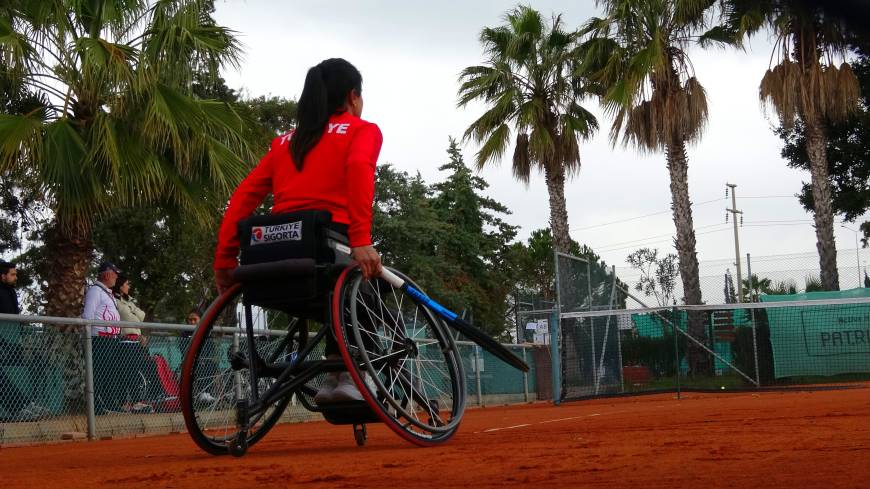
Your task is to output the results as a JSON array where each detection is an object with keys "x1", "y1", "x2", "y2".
[{"x1": 726, "y1": 183, "x2": 744, "y2": 302}]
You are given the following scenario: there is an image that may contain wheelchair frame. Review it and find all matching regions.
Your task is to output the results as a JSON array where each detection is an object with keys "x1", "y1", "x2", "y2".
[{"x1": 180, "y1": 263, "x2": 466, "y2": 456}]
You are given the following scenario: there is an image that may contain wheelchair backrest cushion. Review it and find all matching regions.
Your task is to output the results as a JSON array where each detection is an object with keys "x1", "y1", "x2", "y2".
[
  {"x1": 238, "y1": 210, "x2": 341, "y2": 266},
  {"x1": 236, "y1": 210, "x2": 349, "y2": 314}
]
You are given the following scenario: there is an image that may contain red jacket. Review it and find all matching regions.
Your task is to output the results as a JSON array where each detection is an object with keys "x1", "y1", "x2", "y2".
[{"x1": 214, "y1": 112, "x2": 383, "y2": 270}]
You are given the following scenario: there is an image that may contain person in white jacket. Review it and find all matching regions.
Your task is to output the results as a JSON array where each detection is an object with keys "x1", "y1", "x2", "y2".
[
  {"x1": 82, "y1": 262, "x2": 123, "y2": 414},
  {"x1": 82, "y1": 262, "x2": 121, "y2": 335},
  {"x1": 112, "y1": 276, "x2": 147, "y2": 346}
]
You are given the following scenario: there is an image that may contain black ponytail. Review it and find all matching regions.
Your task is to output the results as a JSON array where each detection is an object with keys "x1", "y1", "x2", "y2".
[{"x1": 290, "y1": 58, "x2": 363, "y2": 170}]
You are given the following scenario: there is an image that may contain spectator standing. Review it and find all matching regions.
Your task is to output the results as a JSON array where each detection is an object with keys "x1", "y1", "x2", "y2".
[
  {"x1": 113, "y1": 276, "x2": 162, "y2": 412},
  {"x1": 82, "y1": 262, "x2": 123, "y2": 413},
  {"x1": 113, "y1": 275, "x2": 146, "y2": 345},
  {"x1": 0, "y1": 261, "x2": 28, "y2": 420},
  {"x1": 182, "y1": 310, "x2": 200, "y2": 339},
  {"x1": 0, "y1": 261, "x2": 18, "y2": 315}
]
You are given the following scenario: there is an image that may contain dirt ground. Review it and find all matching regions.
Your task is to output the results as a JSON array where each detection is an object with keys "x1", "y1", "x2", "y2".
[{"x1": 2, "y1": 388, "x2": 869, "y2": 488}]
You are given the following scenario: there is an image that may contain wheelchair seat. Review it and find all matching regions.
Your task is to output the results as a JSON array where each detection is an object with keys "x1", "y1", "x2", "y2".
[{"x1": 233, "y1": 210, "x2": 351, "y2": 320}]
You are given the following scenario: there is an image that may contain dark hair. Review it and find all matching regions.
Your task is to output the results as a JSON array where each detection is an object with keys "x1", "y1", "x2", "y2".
[
  {"x1": 0, "y1": 261, "x2": 14, "y2": 276},
  {"x1": 112, "y1": 275, "x2": 130, "y2": 298},
  {"x1": 290, "y1": 58, "x2": 362, "y2": 170}
]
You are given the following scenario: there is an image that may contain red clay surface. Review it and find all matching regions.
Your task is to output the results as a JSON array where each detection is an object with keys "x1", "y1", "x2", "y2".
[{"x1": 3, "y1": 388, "x2": 869, "y2": 488}]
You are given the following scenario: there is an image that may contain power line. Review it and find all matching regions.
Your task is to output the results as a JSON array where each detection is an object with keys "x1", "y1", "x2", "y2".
[
  {"x1": 742, "y1": 223, "x2": 816, "y2": 227},
  {"x1": 597, "y1": 228, "x2": 733, "y2": 254},
  {"x1": 743, "y1": 219, "x2": 813, "y2": 224},
  {"x1": 740, "y1": 195, "x2": 796, "y2": 199},
  {"x1": 595, "y1": 226, "x2": 732, "y2": 253},
  {"x1": 572, "y1": 197, "x2": 726, "y2": 231},
  {"x1": 589, "y1": 223, "x2": 728, "y2": 250}
]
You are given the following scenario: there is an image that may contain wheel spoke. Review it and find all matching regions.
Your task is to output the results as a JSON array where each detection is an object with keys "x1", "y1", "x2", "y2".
[
  {"x1": 341, "y1": 269, "x2": 464, "y2": 441},
  {"x1": 185, "y1": 289, "x2": 292, "y2": 454}
]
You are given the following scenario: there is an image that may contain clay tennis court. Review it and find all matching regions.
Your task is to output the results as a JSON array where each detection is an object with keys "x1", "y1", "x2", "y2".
[{"x1": 3, "y1": 387, "x2": 869, "y2": 488}]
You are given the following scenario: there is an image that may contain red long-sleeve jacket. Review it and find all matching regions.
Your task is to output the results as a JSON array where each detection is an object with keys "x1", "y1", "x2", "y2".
[{"x1": 214, "y1": 112, "x2": 383, "y2": 270}]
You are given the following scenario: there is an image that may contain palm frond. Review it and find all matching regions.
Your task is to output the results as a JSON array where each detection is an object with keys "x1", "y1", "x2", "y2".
[
  {"x1": 512, "y1": 132, "x2": 531, "y2": 183},
  {"x1": 474, "y1": 123, "x2": 511, "y2": 170},
  {"x1": 141, "y1": 0, "x2": 242, "y2": 87},
  {"x1": 587, "y1": 0, "x2": 714, "y2": 151},
  {"x1": 459, "y1": 5, "x2": 597, "y2": 182},
  {"x1": 462, "y1": 94, "x2": 517, "y2": 145},
  {"x1": 41, "y1": 119, "x2": 108, "y2": 230},
  {"x1": 698, "y1": 24, "x2": 738, "y2": 48},
  {"x1": 0, "y1": 111, "x2": 44, "y2": 172}
]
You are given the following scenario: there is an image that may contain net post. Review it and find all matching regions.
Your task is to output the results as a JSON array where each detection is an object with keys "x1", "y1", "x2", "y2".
[
  {"x1": 747, "y1": 253, "x2": 761, "y2": 387},
  {"x1": 672, "y1": 307, "x2": 681, "y2": 400},
  {"x1": 549, "y1": 308, "x2": 561, "y2": 405},
  {"x1": 612, "y1": 266, "x2": 626, "y2": 394},
  {"x1": 474, "y1": 345, "x2": 483, "y2": 406},
  {"x1": 552, "y1": 251, "x2": 563, "y2": 405},
  {"x1": 83, "y1": 325, "x2": 96, "y2": 440},
  {"x1": 522, "y1": 347, "x2": 529, "y2": 402}
]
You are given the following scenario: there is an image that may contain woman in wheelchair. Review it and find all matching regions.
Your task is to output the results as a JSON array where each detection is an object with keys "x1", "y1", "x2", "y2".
[
  {"x1": 185, "y1": 57, "x2": 519, "y2": 455},
  {"x1": 212, "y1": 58, "x2": 383, "y2": 404}
]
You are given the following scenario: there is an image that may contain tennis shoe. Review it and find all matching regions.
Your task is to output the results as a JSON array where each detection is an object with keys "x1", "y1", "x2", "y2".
[
  {"x1": 314, "y1": 373, "x2": 339, "y2": 404},
  {"x1": 197, "y1": 392, "x2": 217, "y2": 404},
  {"x1": 331, "y1": 372, "x2": 364, "y2": 402}
]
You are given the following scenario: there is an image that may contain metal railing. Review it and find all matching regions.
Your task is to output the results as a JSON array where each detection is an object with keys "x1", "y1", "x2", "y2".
[{"x1": 0, "y1": 313, "x2": 539, "y2": 446}]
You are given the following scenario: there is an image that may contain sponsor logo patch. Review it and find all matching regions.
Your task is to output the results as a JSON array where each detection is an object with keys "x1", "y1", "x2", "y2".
[{"x1": 250, "y1": 221, "x2": 302, "y2": 245}]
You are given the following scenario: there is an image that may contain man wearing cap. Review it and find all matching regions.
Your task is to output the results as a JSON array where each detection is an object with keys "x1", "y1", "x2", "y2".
[
  {"x1": 82, "y1": 262, "x2": 123, "y2": 413},
  {"x1": 82, "y1": 262, "x2": 121, "y2": 335}
]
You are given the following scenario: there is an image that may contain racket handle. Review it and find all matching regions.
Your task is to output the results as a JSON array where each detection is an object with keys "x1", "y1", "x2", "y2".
[{"x1": 380, "y1": 267, "x2": 405, "y2": 288}]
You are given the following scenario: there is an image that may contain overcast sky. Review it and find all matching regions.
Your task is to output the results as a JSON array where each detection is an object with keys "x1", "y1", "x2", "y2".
[{"x1": 212, "y1": 0, "x2": 867, "y2": 282}]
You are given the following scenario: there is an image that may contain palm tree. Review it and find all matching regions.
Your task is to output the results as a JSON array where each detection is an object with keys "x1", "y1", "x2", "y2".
[
  {"x1": 0, "y1": 0, "x2": 252, "y2": 318},
  {"x1": 457, "y1": 6, "x2": 598, "y2": 253},
  {"x1": 742, "y1": 273, "x2": 772, "y2": 301},
  {"x1": 0, "y1": 0, "x2": 252, "y2": 409},
  {"x1": 722, "y1": 0, "x2": 861, "y2": 291},
  {"x1": 579, "y1": 0, "x2": 716, "y2": 373}
]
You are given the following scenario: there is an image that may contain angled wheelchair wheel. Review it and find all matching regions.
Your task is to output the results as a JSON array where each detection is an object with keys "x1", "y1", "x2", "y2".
[
  {"x1": 332, "y1": 266, "x2": 466, "y2": 447},
  {"x1": 180, "y1": 284, "x2": 301, "y2": 455}
]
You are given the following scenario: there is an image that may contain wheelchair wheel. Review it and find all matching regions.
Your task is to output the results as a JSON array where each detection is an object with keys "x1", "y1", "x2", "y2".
[
  {"x1": 180, "y1": 283, "x2": 299, "y2": 455},
  {"x1": 332, "y1": 266, "x2": 466, "y2": 446}
]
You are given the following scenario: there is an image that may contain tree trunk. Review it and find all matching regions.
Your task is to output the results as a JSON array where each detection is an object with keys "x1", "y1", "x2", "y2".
[
  {"x1": 665, "y1": 140, "x2": 710, "y2": 375},
  {"x1": 44, "y1": 220, "x2": 92, "y2": 317},
  {"x1": 544, "y1": 164, "x2": 572, "y2": 254},
  {"x1": 804, "y1": 115, "x2": 840, "y2": 291},
  {"x1": 44, "y1": 219, "x2": 93, "y2": 412}
]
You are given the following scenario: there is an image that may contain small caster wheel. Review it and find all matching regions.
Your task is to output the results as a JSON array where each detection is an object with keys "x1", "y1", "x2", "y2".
[
  {"x1": 229, "y1": 431, "x2": 248, "y2": 457},
  {"x1": 353, "y1": 423, "x2": 367, "y2": 447}
]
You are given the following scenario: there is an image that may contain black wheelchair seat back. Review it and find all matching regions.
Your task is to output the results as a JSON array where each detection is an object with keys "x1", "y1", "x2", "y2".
[{"x1": 235, "y1": 209, "x2": 351, "y2": 318}]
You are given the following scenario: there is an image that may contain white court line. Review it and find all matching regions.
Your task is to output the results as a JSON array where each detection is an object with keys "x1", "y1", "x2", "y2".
[
  {"x1": 482, "y1": 424, "x2": 532, "y2": 433},
  {"x1": 538, "y1": 413, "x2": 601, "y2": 424},
  {"x1": 477, "y1": 413, "x2": 605, "y2": 433},
  {"x1": 538, "y1": 416, "x2": 583, "y2": 424}
]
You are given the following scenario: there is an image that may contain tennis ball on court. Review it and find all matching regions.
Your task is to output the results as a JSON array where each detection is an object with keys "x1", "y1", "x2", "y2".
[{"x1": 720, "y1": 386, "x2": 725, "y2": 390}]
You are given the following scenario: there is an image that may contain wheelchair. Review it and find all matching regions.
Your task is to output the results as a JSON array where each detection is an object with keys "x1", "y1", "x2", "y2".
[{"x1": 181, "y1": 210, "x2": 481, "y2": 455}]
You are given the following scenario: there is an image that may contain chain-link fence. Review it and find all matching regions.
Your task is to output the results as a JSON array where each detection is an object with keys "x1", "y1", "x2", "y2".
[
  {"x1": 0, "y1": 314, "x2": 538, "y2": 446},
  {"x1": 554, "y1": 252, "x2": 626, "y2": 400},
  {"x1": 556, "y1": 296, "x2": 870, "y2": 400},
  {"x1": 548, "y1": 250, "x2": 870, "y2": 402},
  {"x1": 615, "y1": 247, "x2": 870, "y2": 306}
]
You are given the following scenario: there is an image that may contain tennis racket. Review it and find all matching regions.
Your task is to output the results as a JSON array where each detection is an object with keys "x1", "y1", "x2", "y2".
[{"x1": 380, "y1": 268, "x2": 529, "y2": 372}]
